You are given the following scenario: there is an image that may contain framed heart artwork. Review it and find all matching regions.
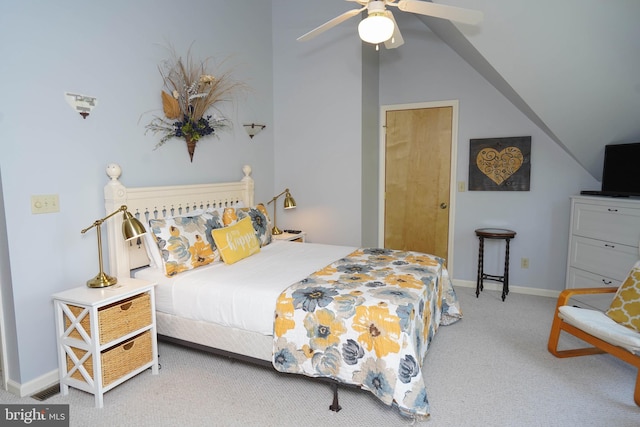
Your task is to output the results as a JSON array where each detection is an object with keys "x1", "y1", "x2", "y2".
[{"x1": 469, "y1": 136, "x2": 531, "y2": 191}]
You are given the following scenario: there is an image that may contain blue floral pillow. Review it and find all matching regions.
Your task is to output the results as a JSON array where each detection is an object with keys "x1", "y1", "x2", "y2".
[
  {"x1": 238, "y1": 206, "x2": 272, "y2": 247},
  {"x1": 149, "y1": 211, "x2": 224, "y2": 277}
]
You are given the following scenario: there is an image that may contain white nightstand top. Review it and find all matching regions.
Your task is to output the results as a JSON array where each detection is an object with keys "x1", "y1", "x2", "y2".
[
  {"x1": 52, "y1": 277, "x2": 155, "y2": 306},
  {"x1": 273, "y1": 231, "x2": 306, "y2": 242}
]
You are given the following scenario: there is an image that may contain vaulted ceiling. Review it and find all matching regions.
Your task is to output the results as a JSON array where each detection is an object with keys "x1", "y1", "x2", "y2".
[{"x1": 418, "y1": 0, "x2": 640, "y2": 180}]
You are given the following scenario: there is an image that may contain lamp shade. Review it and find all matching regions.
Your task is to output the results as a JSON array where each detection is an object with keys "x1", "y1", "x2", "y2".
[
  {"x1": 358, "y1": 14, "x2": 394, "y2": 44},
  {"x1": 122, "y1": 211, "x2": 147, "y2": 241},
  {"x1": 284, "y1": 191, "x2": 296, "y2": 209}
]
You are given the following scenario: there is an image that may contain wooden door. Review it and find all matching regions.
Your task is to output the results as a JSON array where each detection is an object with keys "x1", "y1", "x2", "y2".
[{"x1": 384, "y1": 106, "x2": 452, "y2": 259}]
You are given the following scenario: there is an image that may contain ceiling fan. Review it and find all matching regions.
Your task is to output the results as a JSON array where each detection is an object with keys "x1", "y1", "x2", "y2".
[{"x1": 297, "y1": 0, "x2": 483, "y2": 50}]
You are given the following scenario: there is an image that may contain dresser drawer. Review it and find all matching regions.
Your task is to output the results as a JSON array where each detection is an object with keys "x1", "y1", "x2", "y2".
[
  {"x1": 566, "y1": 266, "x2": 620, "y2": 289},
  {"x1": 568, "y1": 236, "x2": 638, "y2": 282},
  {"x1": 572, "y1": 202, "x2": 640, "y2": 247},
  {"x1": 567, "y1": 267, "x2": 618, "y2": 311}
]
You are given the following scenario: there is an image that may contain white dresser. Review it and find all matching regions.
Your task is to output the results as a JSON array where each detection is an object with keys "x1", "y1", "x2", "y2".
[{"x1": 566, "y1": 195, "x2": 640, "y2": 310}]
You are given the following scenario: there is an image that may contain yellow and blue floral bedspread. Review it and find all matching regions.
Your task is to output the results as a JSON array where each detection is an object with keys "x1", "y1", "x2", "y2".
[{"x1": 272, "y1": 248, "x2": 462, "y2": 419}]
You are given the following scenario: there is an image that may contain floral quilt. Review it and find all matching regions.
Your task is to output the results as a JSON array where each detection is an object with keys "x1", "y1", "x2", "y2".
[{"x1": 272, "y1": 248, "x2": 462, "y2": 420}]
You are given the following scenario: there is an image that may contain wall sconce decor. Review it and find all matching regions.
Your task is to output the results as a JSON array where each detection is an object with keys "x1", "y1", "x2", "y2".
[
  {"x1": 65, "y1": 92, "x2": 97, "y2": 119},
  {"x1": 81, "y1": 205, "x2": 146, "y2": 288},
  {"x1": 267, "y1": 188, "x2": 296, "y2": 235},
  {"x1": 243, "y1": 123, "x2": 266, "y2": 139}
]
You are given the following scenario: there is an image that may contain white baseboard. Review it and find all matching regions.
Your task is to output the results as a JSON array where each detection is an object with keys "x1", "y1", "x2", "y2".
[
  {"x1": 452, "y1": 279, "x2": 561, "y2": 299},
  {"x1": 6, "y1": 369, "x2": 59, "y2": 398}
]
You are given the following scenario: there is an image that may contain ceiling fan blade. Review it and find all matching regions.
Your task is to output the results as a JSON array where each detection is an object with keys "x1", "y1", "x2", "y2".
[
  {"x1": 397, "y1": 0, "x2": 483, "y2": 25},
  {"x1": 297, "y1": 7, "x2": 366, "y2": 42},
  {"x1": 384, "y1": 11, "x2": 404, "y2": 49}
]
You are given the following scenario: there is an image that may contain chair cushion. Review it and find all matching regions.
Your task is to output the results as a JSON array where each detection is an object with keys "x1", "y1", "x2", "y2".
[
  {"x1": 559, "y1": 306, "x2": 640, "y2": 354},
  {"x1": 606, "y1": 262, "x2": 640, "y2": 332}
]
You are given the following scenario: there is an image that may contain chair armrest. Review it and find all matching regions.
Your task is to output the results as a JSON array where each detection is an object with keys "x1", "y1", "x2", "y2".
[{"x1": 555, "y1": 287, "x2": 618, "y2": 308}]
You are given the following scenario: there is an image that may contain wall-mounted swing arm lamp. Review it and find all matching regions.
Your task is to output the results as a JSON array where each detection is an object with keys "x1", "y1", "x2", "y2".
[
  {"x1": 81, "y1": 205, "x2": 146, "y2": 288},
  {"x1": 267, "y1": 189, "x2": 296, "y2": 235}
]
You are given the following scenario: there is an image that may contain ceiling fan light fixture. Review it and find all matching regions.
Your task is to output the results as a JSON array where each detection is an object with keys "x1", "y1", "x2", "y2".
[{"x1": 358, "y1": 13, "x2": 394, "y2": 44}]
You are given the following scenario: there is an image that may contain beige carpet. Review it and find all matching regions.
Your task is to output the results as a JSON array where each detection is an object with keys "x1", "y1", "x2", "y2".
[{"x1": 1, "y1": 287, "x2": 639, "y2": 426}]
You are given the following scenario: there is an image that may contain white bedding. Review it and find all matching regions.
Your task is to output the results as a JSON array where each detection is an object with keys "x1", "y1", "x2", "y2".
[{"x1": 135, "y1": 240, "x2": 356, "y2": 335}]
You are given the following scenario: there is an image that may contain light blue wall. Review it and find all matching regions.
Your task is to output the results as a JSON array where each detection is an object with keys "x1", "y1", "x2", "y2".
[
  {"x1": 0, "y1": 167, "x2": 18, "y2": 381},
  {"x1": 0, "y1": 0, "x2": 274, "y2": 385},
  {"x1": 273, "y1": 1, "x2": 364, "y2": 246},
  {"x1": 378, "y1": 12, "x2": 599, "y2": 289},
  {"x1": 0, "y1": 1, "x2": 600, "y2": 389}
]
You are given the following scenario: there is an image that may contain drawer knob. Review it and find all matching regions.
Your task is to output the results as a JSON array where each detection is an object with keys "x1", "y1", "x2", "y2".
[
  {"x1": 604, "y1": 244, "x2": 616, "y2": 248},
  {"x1": 602, "y1": 279, "x2": 612, "y2": 285},
  {"x1": 120, "y1": 302, "x2": 133, "y2": 311}
]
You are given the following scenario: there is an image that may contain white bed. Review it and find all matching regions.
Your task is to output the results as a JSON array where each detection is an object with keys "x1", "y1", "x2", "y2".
[
  {"x1": 104, "y1": 164, "x2": 297, "y2": 362},
  {"x1": 103, "y1": 164, "x2": 462, "y2": 420},
  {"x1": 135, "y1": 240, "x2": 355, "y2": 360}
]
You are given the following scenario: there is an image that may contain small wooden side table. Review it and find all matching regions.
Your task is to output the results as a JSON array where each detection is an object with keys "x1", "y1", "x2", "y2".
[{"x1": 475, "y1": 228, "x2": 517, "y2": 301}]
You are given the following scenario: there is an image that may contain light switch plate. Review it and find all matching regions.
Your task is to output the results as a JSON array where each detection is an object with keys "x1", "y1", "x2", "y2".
[{"x1": 31, "y1": 194, "x2": 59, "y2": 214}]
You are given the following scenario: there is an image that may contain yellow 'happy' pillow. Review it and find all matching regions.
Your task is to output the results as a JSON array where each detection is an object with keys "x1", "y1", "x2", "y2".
[
  {"x1": 606, "y1": 262, "x2": 640, "y2": 332},
  {"x1": 211, "y1": 216, "x2": 260, "y2": 265}
]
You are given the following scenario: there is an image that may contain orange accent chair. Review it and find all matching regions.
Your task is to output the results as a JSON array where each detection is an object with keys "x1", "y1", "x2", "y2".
[{"x1": 548, "y1": 287, "x2": 640, "y2": 406}]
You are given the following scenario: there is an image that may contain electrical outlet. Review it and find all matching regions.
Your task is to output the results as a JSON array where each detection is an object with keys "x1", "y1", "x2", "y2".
[
  {"x1": 457, "y1": 181, "x2": 466, "y2": 192},
  {"x1": 521, "y1": 257, "x2": 529, "y2": 269},
  {"x1": 31, "y1": 194, "x2": 59, "y2": 214}
]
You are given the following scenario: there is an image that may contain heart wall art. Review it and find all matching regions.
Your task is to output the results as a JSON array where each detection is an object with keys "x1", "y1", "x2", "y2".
[{"x1": 469, "y1": 136, "x2": 531, "y2": 191}]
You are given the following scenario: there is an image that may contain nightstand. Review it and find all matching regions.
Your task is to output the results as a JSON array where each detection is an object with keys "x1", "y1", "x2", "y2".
[
  {"x1": 53, "y1": 278, "x2": 159, "y2": 408},
  {"x1": 273, "y1": 231, "x2": 306, "y2": 243}
]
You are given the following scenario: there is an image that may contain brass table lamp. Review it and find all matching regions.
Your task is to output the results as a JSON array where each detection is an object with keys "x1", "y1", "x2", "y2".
[
  {"x1": 267, "y1": 189, "x2": 296, "y2": 235},
  {"x1": 81, "y1": 205, "x2": 146, "y2": 288}
]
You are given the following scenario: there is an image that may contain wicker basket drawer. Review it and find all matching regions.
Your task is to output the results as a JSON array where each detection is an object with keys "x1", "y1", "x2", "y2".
[
  {"x1": 65, "y1": 330, "x2": 152, "y2": 386},
  {"x1": 99, "y1": 293, "x2": 151, "y2": 344},
  {"x1": 102, "y1": 330, "x2": 152, "y2": 386},
  {"x1": 64, "y1": 292, "x2": 152, "y2": 344}
]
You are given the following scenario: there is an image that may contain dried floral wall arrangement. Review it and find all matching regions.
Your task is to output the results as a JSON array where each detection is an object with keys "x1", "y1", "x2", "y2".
[{"x1": 145, "y1": 47, "x2": 245, "y2": 162}]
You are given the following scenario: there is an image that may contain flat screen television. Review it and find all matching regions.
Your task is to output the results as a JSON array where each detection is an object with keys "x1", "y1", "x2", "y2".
[{"x1": 600, "y1": 142, "x2": 640, "y2": 196}]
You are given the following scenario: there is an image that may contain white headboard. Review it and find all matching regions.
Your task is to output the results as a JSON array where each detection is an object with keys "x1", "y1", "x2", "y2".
[{"x1": 104, "y1": 164, "x2": 254, "y2": 278}]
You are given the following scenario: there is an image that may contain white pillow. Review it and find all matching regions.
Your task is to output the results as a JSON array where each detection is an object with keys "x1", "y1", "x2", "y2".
[{"x1": 143, "y1": 231, "x2": 163, "y2": 268}]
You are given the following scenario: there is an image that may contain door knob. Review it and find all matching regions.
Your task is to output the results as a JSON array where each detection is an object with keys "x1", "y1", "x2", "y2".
[{"x1": 440, "y1": 203, "x2": 447, "y2": 209}]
